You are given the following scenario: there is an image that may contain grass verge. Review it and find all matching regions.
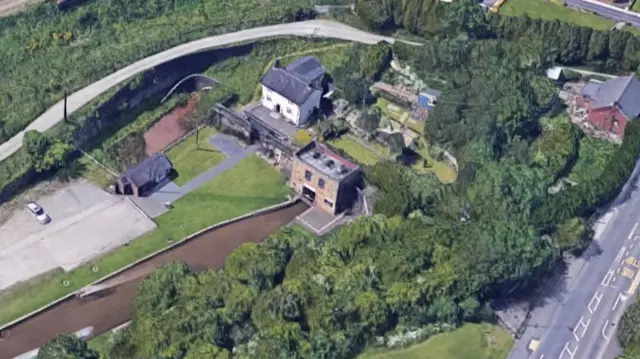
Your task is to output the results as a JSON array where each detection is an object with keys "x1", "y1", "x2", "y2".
[
  {"x1": 499, "y1": 0, "x2": 615, "y2": 30},
  {"x1": 329, "y1": 136, "x2": 387, "y2": 166},
  {"x1": 165, "y1": 127, "x2": 226, "y2": 186},
  {"x1": 357, "y1": 323, "x2": 513, "y2": 359},
  {"x1": 0, "y1": 155, "x2": 290, "y2": 326}
]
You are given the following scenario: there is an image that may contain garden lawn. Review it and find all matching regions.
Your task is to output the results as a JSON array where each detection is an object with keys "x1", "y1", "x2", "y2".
[
  {"x1": 329, "y1": 136, "x2": 387, "y2": 165},
  {"x1": 375, "y1": 97, "x2": 424, "y2": 135},
  {"x1": 0, "y1": 155, "x2": 290, "y2": 326},
  {"x1": 633, "y1": 0, "x2": 640, "y2": 13},
  {"x1": 165, "y1": 127, "x2": 226, "y2": 186},
  {"x1": 499, "y1": 0, "x2": 615, "y2": 30},
  {"x1": 357, "y1": 324, "x2": 513, "y2": 359}
]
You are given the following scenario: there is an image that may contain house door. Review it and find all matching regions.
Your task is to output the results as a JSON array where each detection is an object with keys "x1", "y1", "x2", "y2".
[
  {"x1": 275, "y1": 104, "x2": 281, "y2": 114},
  {"x1": 302, "y1": 185, "x2": 316, "y2": 202}
]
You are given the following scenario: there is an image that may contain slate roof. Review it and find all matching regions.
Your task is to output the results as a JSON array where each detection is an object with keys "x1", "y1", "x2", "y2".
[
  {"x1": 260, "y1": 56, "x2": 325, "y2": 106},
  {"x1": 592, "y1": 76, "x2": 640, "y2": 120},
  {"x1": 285, "y1": 56, "x2": 325, "y2": 83},
  {"x1": 581, "y1": 80, "x2": 603, "y2": 99},
  {"x1": 121, "y1": 153, "x2": 172, "y2": 187}
]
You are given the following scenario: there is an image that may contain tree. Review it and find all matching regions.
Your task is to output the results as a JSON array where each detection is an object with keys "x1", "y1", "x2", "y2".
[
  {"x1": 360, "y1": 43, "x2": 392, "y2": 80},
  {"x1": 184, "y1": 343, "x2": 230, "y2": 359},
  {"x1": 443, "y1": 0, "x2": 488, "y2": 37},
  {"x1": 22, "y1": 130, "x2": 73, "y2": 172},
  {"x1": 386, "y1": 132, "x2": 405, "y2": 154},
  {"x1": 37, "y1": 335, "x2": 98, "y2": 359},
  {"x1": 355, "y1": 108, "x2": 381, "y2": 133}
]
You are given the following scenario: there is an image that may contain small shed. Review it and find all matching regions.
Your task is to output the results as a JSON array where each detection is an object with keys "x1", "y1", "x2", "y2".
[
  {"x1": 116, "y1": 154, "x2": 173, "y2": 197},
  {"x1": 546, "y1": 67, "x2": 566, "y2": 83},
  {"x1": 417, "y1": 88, "x2": 442, "y2": 109}
]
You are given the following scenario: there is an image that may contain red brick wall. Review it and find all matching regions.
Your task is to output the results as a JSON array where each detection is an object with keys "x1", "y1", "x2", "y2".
[{"x1": 587, "y1": 107, "x2": 628, "y2": 137}]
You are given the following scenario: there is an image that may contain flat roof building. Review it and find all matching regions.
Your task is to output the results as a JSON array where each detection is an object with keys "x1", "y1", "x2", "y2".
[{"x1": 290, "y1": 141, "x2": 361, "y2": 215}]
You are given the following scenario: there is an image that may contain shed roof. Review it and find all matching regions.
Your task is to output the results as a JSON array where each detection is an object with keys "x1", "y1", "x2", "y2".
[
  {"x1": 546, "y1": 67, "x2": 563, "y2": 80},
  {"x1": 121, "y1": 153, "x2": 172, "y2": 187},
  {"x1": 592, "y1": 76, "x2": 640, "y2": 120}
]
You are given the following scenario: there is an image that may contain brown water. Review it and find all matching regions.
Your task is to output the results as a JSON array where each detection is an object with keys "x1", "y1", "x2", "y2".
[
  {"x1": 0, "y1": 202, "x2": 307, "y2": 359},
  {"x1": 143, "y1": 96, "x2": 198, "y2": 155}
]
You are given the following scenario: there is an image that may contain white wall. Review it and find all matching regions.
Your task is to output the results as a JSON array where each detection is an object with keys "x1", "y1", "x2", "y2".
[{"x1": 261, "y1": 85, "x2": 320, "y2": 126}]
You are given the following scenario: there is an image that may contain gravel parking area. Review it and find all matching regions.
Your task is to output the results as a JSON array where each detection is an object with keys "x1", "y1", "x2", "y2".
[{"x1": 0, "y1": 181, "x2": 156, "y2": 291}]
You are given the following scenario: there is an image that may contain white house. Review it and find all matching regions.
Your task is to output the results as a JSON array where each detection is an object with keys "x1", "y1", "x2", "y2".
[{"x1": 260, "y1": 56, "x2": 325, "y2": 126}]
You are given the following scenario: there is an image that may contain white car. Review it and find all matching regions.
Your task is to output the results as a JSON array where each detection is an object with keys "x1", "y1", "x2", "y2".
[{"x1": 27, "y1": 201, "x2": 50, "y2": 224}]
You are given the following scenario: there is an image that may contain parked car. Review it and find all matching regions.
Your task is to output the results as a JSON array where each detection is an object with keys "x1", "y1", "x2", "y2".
[{"x1": 27, "y1": 201, "x2": 50, "y2": 224}]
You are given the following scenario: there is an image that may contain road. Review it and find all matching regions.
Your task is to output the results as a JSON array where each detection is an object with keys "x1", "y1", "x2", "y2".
[
  {"x1": 0, "y1": 20, "x2": 419, "y2": 163},
  {"x1": 561, "y1": 66, "x2": 617, "y2": 79},
  {"x1": 566, "y1": 0, "x2": 640, "y2": 28},
  {"x1": 0, "y1": 0, "x2": 42, "y2": 17},
  {"x1": 509, "y1": 160, "x2": 640, "y2": 359}
]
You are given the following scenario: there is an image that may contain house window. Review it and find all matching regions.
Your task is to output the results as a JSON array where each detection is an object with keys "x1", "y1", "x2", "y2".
[
  {"x1": 318, "y1": 178, "x2": 325, "y2": 189},
  {"x1": 286, "y1": 107, "x2": 292, "y2": 114},
  {"x1": 324, "y1": 199, "x2": 334, "y2": 208},
  {"x1": 304, "y1": 170, "x2": 312, "y2": 181}
]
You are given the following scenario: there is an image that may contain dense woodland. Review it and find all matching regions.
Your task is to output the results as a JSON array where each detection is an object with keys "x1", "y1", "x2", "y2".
[{"x1": 21, "y1": 0, "x2": 640, "y2": 358}]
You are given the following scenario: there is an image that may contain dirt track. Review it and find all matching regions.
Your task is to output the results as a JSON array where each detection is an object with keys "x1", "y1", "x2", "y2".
[
  {"x1": 0, "y1": 0, "x2": 43, "y2": 17},
  {"x1": 0, "y1": 201, "x2": 307, "y2": 359}
]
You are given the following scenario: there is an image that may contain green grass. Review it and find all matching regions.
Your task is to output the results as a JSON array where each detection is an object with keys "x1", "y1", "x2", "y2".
[
  {"x1": 0, "y1": 0, "x2": 314, "y2": 144},
  {"x1": 88, "y1": 331, "x2": 112, "y2": 357},
  {"x1": 375, "y1": 97, "x2": 424, "y2": 135},
  {"x1": 357, "y1": 324, "x2": 513, "y2": 359},
  {"x1": 165, "y1": 127, "x2": 226, "y2": 186},
  {"x1": 0, "y1": 155, "x2": 290, "y2": 326},
  {"x1": 633, "y1": 0, "x2": 640, "y2": 12},
  {"x1": 328, "y1": 136, "x2": 387, "y2": 165},
  {"x1": 499, "y1": 0, "x2": 615, "y2": 30}
]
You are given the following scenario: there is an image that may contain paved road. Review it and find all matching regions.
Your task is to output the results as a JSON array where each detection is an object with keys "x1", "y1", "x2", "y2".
[
  {"x1": 561, "y1": 66, "x2": 617, "y2": 79},
  {"x1": 566, "y1": 0, "x2": 640, "y2": 28},
  {"x1": 0, "y1": 20, "x2": 419, "y2": 163},
  {"x1": 509, "y1": 160, "x2": 640, "y2": 359}
]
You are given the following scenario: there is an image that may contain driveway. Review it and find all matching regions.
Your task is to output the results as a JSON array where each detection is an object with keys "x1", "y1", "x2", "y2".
[
  {"x1": 0, "y1": 181, "x2": 156, "y2": 291},
  {"x1": 132, "y1": 133, "x2": 256, "y2": 218}
]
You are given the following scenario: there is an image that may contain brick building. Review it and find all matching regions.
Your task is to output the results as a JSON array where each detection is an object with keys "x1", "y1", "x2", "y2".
[
  {"x1": 577, "y1": 76, "x2": 640, "y2": 138},
  {"x1": 116, "y1": 153, "x2": 173, "y2": 197},
  {"x1": 290, "y1": 141, "x2": 361, "y2": 215}
]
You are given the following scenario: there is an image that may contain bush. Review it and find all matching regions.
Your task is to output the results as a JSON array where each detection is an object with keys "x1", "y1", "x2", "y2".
[{"x1": 534, "y1": 121, "x2": 640, "y2": 231}]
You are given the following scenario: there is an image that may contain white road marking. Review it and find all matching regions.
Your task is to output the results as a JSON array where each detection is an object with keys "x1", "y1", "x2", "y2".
[
  {"x1": 588, "y1": 291, "x2": 603, "y2": 314},
  {"x1": 630, "y1": 223, "x2": 639, "y2": 239},
  {"x1": 602, "y1": 269, "x2": 616, "y2": 287},
  {"x1": 602, "y1": 320, "x2": 612, "y2": 341},
  {"x1": 635, "y1": 235, "x2": 640, "y2": 242},
  {"x1": 613, "y1": 292, "x2": 628, "y2": 311},
  {"x1": 616, "y1": 247, "x2": 627, "y2": 263},
  {"x1": 612, "y1": 275, "x2": 618, "y2": 283},
  {"x1": 560, "y1": 341, "x2": 578, "y2": 359},
  {"x1": 573, "y1": 316, "x2": 590, "y2": 341}
]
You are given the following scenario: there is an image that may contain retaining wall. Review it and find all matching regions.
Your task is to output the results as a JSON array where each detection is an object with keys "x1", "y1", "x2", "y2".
[{"x1": 0, "y1": 196, "x2": 301, "y2": 332}]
